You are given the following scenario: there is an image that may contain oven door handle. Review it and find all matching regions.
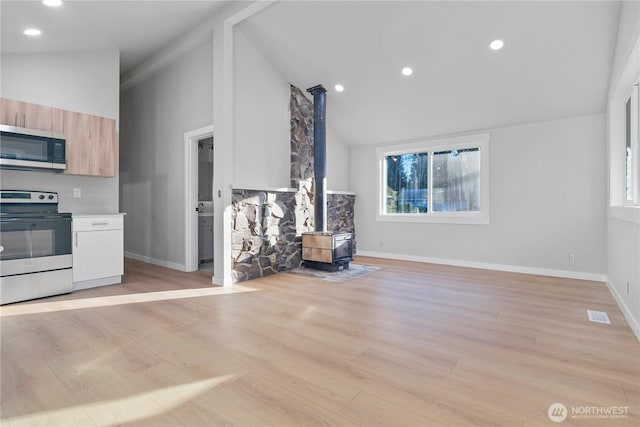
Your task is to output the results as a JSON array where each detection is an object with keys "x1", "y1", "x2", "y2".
[{"x1": 0, "y1": 215, "x2": 72, "y2": 223}]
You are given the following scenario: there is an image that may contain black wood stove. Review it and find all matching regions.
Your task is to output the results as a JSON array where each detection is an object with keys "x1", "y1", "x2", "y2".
[{"x1": 301, "y1": 85, "x2": 354, "y2": 271}]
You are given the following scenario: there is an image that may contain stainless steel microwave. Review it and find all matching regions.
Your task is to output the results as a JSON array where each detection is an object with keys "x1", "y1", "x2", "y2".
[{"x1": 0, "y1": 124, "x2": 66, "y2": 172}]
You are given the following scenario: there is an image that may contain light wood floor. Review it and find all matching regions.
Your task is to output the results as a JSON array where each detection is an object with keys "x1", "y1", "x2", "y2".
[{"x1": 1, "y1": 257, "x2": 638, "y2": 426}]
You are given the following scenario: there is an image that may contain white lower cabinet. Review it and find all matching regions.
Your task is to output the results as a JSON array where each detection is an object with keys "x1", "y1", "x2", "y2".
[
  {"x1": 198, "y1": 215, "x2": 213, "y2": 263},
  {"x1": 73, "y1": 215, "x2": 124, "y2": 290}
]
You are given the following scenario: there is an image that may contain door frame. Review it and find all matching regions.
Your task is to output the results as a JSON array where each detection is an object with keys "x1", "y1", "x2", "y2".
[{"x1": 184, "y1": 125, "x2": 214, "y2": 272}]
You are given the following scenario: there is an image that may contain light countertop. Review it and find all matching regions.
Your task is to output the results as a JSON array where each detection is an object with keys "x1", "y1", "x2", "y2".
[{"x1": 73, "y1": 213, "x2": 126, "y2": 218}]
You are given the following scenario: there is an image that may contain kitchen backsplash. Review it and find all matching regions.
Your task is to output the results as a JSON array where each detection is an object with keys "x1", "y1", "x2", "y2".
[{"x1": 0, "y1": 169, "x2": 119, "y2": 214}]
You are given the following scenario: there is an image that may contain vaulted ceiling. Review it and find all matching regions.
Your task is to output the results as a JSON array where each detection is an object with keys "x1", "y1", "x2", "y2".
[
  {"x1": 1, "y1": 1, "x2": 622, "y2": 146},
  {"x1": 0, "y1": 0, "x2": 231, "y2": 75},
  {"x1": 238, "y1": 1, "x2": 620, "y2": 145}
]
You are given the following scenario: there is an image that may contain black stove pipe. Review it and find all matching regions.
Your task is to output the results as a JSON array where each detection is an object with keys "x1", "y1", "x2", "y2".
[{"x1": 306, "y1": 84, "x2": 327, "y2": 233}]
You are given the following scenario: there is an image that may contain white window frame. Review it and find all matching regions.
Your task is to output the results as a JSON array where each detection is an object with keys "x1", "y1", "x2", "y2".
[
  {"x1": 376, "y1": 133, "x2": 490, "y2": 224},
  {"x1": 609, "y1": 32, "x2": 640, "y2": 224}
]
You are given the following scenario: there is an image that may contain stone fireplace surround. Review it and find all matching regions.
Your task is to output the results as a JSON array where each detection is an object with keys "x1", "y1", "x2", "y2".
[
  {"x1": 231, "y1": 188, "x2": 355, "y2": 283},
  {"x1": 230, "y1": 85, "x2": 356, "y2": 283}
]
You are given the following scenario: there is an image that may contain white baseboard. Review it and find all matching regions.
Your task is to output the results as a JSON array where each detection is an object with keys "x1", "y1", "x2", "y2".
[
  {"x1": 73, "y1": 276, "x2": 121, "y2": 291},
  {"x1": 124, "y1": 251, "x2": 186, "y2": 272},
  {"x1": 606, "y1": 281, "x2": 640, "y2": 341},
  {"x1": 125, "y1": 251, "x2": 227, "y2": 286},
  {"x1": 356, "y1": 250, "x2": 609, "y2": 282}
]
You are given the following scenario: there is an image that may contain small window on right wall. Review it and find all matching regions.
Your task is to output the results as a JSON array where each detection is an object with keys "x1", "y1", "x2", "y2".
[{"x1": 625, "y1": 84, "x2": 639, "y2": 205}]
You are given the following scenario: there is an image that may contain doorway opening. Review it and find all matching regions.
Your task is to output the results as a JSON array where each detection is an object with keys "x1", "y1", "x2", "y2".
[
  {"x1": 197, "y1": 137, "x2": 214, "y2": 272},
  {"x1": 184, "y1": 125, "x2": 214, "y2": 274}
]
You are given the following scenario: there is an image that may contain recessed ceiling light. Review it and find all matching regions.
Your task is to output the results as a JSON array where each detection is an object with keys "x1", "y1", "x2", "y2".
[
  {"x1": 401, "y1": 67, "x2": 413, "y2": 76},
  {"x1": 24, "y1": 28, "x2": 42, "y2": 36},
  {"x1": 334, "y1": 84, "x2": 344, "y2": 92},
  {"x1": 43, "y1": 0, "x2": 63, "y2": 6},
  {"x1": 489, "y1": 40, "x2": 504, "y2": 50}
]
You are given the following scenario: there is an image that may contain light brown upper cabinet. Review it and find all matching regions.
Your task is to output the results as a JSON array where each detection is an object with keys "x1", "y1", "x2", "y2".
[
  {"x1": 87, "y1": 115, "x2": 117, "y2": 177},
  {"x1": 63, "y1": 111, "x2": 117, "y2": 177},
  {"x1": 0, "y1": 98, "x2": 63, "y2": 132},
  {"x1": 24, "y1": 103, "x2": 64, "y2": 133},
  {"x1": 1, "y1": 98, "x2": 26, "y2": 128},
  {"x1": 1, "y1": 98, "x2": 117, "y2": 177},
  {"x1": 62, "y1": 110, "x2": 92, "y2": 176}
]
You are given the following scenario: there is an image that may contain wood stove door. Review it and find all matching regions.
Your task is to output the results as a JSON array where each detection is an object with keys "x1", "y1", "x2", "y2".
[{"x1": 333, "y1": 235, "x2": 353, "y2": 262}]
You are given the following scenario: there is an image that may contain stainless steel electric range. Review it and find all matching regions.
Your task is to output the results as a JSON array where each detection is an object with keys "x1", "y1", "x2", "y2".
[{"x1": 0, "y1": 190, "x2": 73, "y2": 305}]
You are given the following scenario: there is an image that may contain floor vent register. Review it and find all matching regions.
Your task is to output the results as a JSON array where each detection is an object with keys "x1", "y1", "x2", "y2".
[{"x1": 587, "y1": 310, "x2": 611, "y2": 324}]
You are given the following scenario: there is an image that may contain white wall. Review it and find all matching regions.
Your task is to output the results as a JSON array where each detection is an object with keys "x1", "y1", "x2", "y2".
[
  {"x1": 607, "y1": 0, "x2": 640, "y2": 338},
  {"x1": 608, "y1": 218, "x2": 640, "y2": 332},
  {"x1": 119, "y1": 39, "x2": 213, "y2": 268},
  {"x1": 234, "y1": 29, "x2": 290, "y2": 188},
  {"x1": 1, "y1": 51, "x2": 119, "y2": 122},
  {"x1": 0, "y1": 50, "x2": 120, "y2": 214},
  {"x1": 610, "y1": 1, "x2": 640, "y2": 96},
  {"x1": 327, "y1": 126, "x2": 351, "y2": 191},
  {"x1": 234, "y1": 28, "x2": 352, "y2": 191},
  {"x1": 352, "y1": 114, "x2": 607, "y2": 278}
]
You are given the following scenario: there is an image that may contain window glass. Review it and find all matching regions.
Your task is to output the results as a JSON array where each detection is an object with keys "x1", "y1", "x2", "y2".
[
  {"x1": 385, "y1": 152, "x2": 428, "y2": 214},
  {"x1": 432, "y1": 148, "x2": 481, "y2": 212},
  {"x1": 626, "y1": 96, "x2": 633, "y2": 201}
]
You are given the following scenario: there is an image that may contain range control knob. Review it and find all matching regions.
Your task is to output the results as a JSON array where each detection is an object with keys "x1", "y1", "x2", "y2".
[
  {"x1": 48, "y1": 195, "x2": 54, "y2": 200},
  {"x1": 39, "y1": 195, "x2": 45, "y2": 200}
]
